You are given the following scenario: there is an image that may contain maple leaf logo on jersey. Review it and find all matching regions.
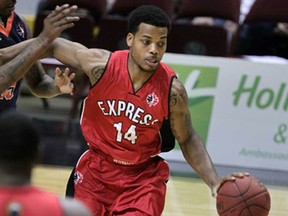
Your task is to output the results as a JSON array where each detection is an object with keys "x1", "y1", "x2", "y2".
[
  {"x1": 146, "y1": 92, "x2": 159, "y2": 107},
  {"x1": 16, "y1": 22, "x2": 25, "y2": 39},
  {"x1": 74, "y1": 171, "x2": 83, "y2": 185}
]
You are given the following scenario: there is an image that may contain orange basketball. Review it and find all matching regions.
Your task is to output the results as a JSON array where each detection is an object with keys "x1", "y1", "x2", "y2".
[{"x1": 216, "y1": 175, "x2": 271, "y2": 216}]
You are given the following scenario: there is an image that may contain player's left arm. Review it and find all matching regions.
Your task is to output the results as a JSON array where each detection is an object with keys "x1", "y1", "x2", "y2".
[
  {"x1": 169, "y1": 78, "x2": 220, "y2": 190},
  {"x1": 23, "y1": 20, "x2": 74, "y2": 97},
  {"x1": 169, "y1": 78, "x2": 249, "y2": 197}
]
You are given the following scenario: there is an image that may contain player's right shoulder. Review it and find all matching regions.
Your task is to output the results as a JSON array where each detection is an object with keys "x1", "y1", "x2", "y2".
[
  {"x1": 170, "y1": 78, "x2": 189, "y2": 108},
  {"x1": 171, "y1": 78, "x2": 186, "y2": 96}
]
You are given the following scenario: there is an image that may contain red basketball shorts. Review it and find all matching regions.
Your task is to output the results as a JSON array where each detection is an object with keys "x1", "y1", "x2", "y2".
[{"x1": 74, "y1": 149, "x2": 170, "y2": 216}]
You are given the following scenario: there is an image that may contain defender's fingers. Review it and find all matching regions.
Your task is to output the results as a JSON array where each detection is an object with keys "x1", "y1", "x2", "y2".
[
  {"x1": 62, "y1": 68, "x2": 76, "y2": 81},
  {"x1": 56, "y1": 23, "x2": 76, "y2": 32},
  {"x1": 69, "y1": 73, "x2": 76, "y2": 81},
  {"x1": 63, "y1": 67, "x2": 70, "y2": 74},
  {"x1": 49, "y1": 5, "x2": 78, "y2": 23},
  {"x1": 55, "y1": 67, "x2": 62, "y2": 76},
  {"x1": 47, "y1": 4, "x2": 70, "y2": 19},
  {"x1": 62, "y1": 68, "x2": 72, "y2": 77},
  {"x1": 56, "y1": 16, "x2": 80, "y2": 25}
]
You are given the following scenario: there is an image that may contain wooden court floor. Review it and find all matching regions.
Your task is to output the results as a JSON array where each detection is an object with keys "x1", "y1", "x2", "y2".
[{"x1": 32, "y1": 165, "x2": 288, "y2": 216}]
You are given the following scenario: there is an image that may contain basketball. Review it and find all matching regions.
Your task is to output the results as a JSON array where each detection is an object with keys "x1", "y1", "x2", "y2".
[{"x1": 216, "y1": 175, "x2": 271, "y2": 216}]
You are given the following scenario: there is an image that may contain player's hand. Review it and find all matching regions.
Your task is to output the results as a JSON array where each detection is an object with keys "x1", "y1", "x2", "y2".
[
  {"x1": 39, "y1": 4, "x2": 79, "y2": 43},
  {"x1": 211, "y1": 172, "x2": 250, "y2": 198},
  {"x1": 54, "y1": 67, "x2": 75, "y2": 95}
]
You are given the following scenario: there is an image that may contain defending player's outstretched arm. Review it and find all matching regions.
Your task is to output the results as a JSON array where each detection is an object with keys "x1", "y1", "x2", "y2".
[{"x1": 0, "y1": 4, "x2": 79, "y2": 93}]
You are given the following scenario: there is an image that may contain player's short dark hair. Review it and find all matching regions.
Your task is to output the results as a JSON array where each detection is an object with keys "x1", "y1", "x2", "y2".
[
  {"x1": 128, "y1": 5, "x2": 171, "y2": 34},
  {"x1": 0, "y1": 111, "x2": 40, "y2": 165}
]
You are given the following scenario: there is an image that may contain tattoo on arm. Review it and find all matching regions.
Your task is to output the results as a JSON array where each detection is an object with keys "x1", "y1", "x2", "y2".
[
  {"x1": 169, "y1": 84, "x2": 187, "y2": 107},
  {"x1": 170, "y1": 92, "x2": 177, "y2": 107},
  {"x1": 90, "y1": 49, "x2": 109, "y2": 81},
  {"x1": 169, "y1": 82, "x2": 193, "y2": 144},
  {"x1": 91, "y1": 67, "x2": 104, "y2": 81}
]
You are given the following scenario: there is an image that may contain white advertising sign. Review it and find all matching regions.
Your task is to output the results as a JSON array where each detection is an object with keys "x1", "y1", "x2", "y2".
[{"x1": 162, "y1": 53, "x2": 288, "y2": 172}]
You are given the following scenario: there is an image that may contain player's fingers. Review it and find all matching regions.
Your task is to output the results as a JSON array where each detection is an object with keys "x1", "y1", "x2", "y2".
[
  {"x1": 69, "y1": 73, "x2": 76, "y2": 81},
  {"x1": 51, "y1": 16, "x2": 79, "y2": 33},
  {"x1": 57, "y1": 23, "x2": 76, "y2": 32},
  {"x1": 221, "y1": 172, "x2": 250, "y2": 183},
  {"x1": 230, "y1": 172, "x2": 250, "y2": 178},
  {"x1": 55, "y1": 67, "x2": 62, "y2": 76},
  {"x1": 47, "y1": 5, "x2": 77, "y2": 27},
  {"x1": 52, "y1": 18, "x2": 79, "y2": 31},
  {"x1": 63, "y1": 67, "x2": 70, "y2": 76},
  {"x1": 54, "y1": 16, "x2": 80, "y2": 25},
  {"x1": 219, "y1": 176, "x2": 236, "y2": 187},
  {"x1": 50, "y1": 5, "x2": 78, "y2": 23},
  {"x1": 53, "y1": 4, "x2": 70, "y2": 17},
  {"x1": 60, "y1": 23, "x2": 74, "y2": 31},
  {"x1": 47, "y1": 4, "x2": 70, "y2": 20}
]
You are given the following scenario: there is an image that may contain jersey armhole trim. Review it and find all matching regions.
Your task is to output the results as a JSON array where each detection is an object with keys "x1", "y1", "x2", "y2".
[{"x1": 89, "y1": 52, "x2": 112, "y2": 89}]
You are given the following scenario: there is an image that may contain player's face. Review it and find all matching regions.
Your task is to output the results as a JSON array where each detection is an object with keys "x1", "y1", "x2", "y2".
[
  {"x1": 0, "y1": 0, "x2": 16, "y2": 17},
  {"x1": 127, "y1": 23, "x2": 168, "y2": 72}
]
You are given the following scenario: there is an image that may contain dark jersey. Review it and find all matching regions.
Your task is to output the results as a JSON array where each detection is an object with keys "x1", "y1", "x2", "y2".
[{"x1": 0, "y1": 11, "x2": 27, "y2": 112}]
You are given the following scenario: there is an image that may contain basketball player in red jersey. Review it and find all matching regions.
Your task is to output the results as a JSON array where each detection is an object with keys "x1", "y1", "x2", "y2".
[
  {"x1": 6, "y1": 5, "x2": 249, "y2": 216},
  {"x1": 0, "y1": 1, "x2": 77, "y2": 112},
  {"x1": 0, "y1": 110, "x2": 92, "y2": 216}
]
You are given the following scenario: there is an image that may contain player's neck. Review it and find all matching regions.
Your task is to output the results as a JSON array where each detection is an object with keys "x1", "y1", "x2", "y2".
[{"x1": 128, "y1": 62, "x2": 155, "y2": 92}]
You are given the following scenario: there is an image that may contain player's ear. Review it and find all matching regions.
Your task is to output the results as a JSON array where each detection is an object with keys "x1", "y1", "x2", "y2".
[{"x1": 126, "y1": 33, "x2": 133, "y2": 47}]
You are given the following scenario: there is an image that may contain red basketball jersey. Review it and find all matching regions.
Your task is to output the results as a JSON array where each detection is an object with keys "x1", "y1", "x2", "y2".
[
  {"x1": 0, "y1": 185, "x2": 63, "y2": 216},
  {"x1": 80, "y1": 50, "x2": 176, "y2": 164}
]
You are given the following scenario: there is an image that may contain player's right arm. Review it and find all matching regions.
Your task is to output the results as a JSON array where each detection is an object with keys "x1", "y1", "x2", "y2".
[
  {"x1": 49, "y1": 37, "x2": 111, "y2": 85},
  {"x1": 169, "y1": 78, "x2": 221, "y2": 191},
  {"x1": 169, "y1": 78, "x2": 249, "y2": 197}
]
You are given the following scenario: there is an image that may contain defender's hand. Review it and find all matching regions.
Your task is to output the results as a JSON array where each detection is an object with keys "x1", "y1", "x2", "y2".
[
  {"x1": 54, "y1": 67, "x2": 75, "y2": 95},
  {"x1": 39, "y1": 4, "x2": 79, "y2": 43}
]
